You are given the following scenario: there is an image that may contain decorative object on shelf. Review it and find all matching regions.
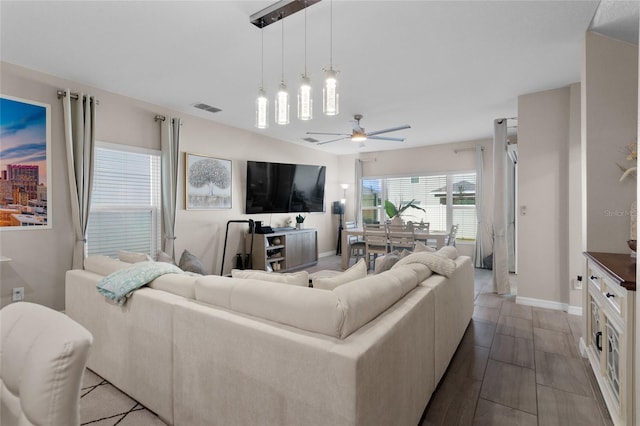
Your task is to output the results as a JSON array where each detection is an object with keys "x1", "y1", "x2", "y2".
[
  {"x1": 618, "y1": 141, "x2": 637, "y2": 182},
  {"x1": 185, "y1": 153, "x2": 231, "y2": 210},
  {"x1": 0, "y1": 95, "x2": 51, "y2": 230},
  {"x1": 272, "y1": 237, "x2": 281, "y2": 245},
  {"x1": 295, "y1": 214, "x2": 306, "y2": 229},
  {"x1": 384, "y1": 199, "x2": 425, "y2": 225}
]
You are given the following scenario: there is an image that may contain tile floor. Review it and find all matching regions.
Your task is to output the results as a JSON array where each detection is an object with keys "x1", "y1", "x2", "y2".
[{"x1": 79, "y1": 256, "x2": 612, "y2": 425}]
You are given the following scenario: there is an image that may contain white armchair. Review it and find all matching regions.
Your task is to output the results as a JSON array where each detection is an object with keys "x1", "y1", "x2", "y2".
[{"x1": 1, "y1": 302, "x2": 93, "y2": 426}]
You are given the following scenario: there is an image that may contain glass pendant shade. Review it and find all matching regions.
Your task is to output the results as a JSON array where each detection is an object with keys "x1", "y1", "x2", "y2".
[
  {"x1": 275, "y1": 82, "x2": 290, "y2": 125},
  {"x1": 323, "y1": 68, "x2": 339, "y2": 116},
  {"x1": 255, "y1": 88, "x2": 269, "y2": 129},
  {"x1": 297, "y1": 75, "x2": 313, "y2": 121}
]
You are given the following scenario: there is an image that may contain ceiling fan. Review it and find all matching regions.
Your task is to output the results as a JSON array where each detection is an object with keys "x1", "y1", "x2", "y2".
[{"x1": 307, "y1": 114, "x2": 411, "y2": 145}]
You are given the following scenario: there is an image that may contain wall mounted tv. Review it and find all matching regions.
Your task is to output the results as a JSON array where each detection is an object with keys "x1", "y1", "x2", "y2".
[{"x1": 245, "y1": 161, "x2": 326, "y2": 214}]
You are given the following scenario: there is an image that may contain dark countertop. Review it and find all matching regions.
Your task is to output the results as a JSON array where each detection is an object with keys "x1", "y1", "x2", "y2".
[{"x1": 584, "y1": 252, "x2": 636, "y2": 291}]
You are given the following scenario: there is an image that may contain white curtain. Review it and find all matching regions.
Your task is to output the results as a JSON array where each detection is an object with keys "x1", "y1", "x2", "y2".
[
  {"x1": 492, "y1": 119, "x2": 511, "y2": 294},
  {"x1": 355, "y1": 159, "x2": 363, "y2": 226},
  {"x1": 474, "y1": 145, "x2": 486, "y2": 268},
  {"x1": 507, "y1": 145, "x2": 517, "y2": 272},
  {"x1": 62, "y1": 89, "x2": 96, "y2": 269},
  {"x1": 160, "y1": 117, "x2": 181, "y2": 261}
]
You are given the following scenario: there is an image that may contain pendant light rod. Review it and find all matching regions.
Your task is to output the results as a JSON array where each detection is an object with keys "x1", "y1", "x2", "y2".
[
  {"x1": 329, "y1": 0, "x2": 333, "y2": 67},
  {"x1": 250, "y1": 0, "x2": 322, "y2": 28}
]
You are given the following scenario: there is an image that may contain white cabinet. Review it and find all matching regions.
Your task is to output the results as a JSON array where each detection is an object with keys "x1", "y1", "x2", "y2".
[{"x1": 584, "y1": 253, "x2": 635, "y2": 426}]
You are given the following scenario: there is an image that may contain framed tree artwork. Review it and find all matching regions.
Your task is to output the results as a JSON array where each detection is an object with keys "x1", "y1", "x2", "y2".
[
  {"x1": 185, "y1": 153, "x2": 232, "y2": 210},
  {"x1": 0, "y1": 94, "x2": 52, "y2": 230}
]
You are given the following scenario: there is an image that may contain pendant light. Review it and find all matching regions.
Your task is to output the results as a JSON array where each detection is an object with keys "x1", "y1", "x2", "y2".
[
  {"x1": 275, "y1": 16, "x2": 290, "y2": 125},
  {"x1": 297, "y1": 2, "x2": 312, "y2": 121},
  {"x1": 255, "y1": 25, "x2": 268, "y2": 129},
  {"x1": 323, "y1": 0, "x2": 339, "y2": 116}
]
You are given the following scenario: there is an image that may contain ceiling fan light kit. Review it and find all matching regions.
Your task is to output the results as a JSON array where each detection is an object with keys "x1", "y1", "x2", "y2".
[{"x1": 308, "y1": 114, "x2": 411, "y2": 146}]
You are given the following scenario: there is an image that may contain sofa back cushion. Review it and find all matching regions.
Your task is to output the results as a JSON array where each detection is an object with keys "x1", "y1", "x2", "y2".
[
  {"x1": 195, "y1": 265, "x2": 421, "y2": 339},
  {"x1": 149, "y1": 273, "x2": 198, "y2": 299},
  {"x1": 231, "y1": 269, "x2": 309, "y2": 286},
  {"x1": 195, "y1": 276, "x2": 344, "y2": 338},
  {"x1": 84, "y1": 255, "x2": 132, "y2": 276},
  {"x1": 334, "y1": 266, "x2": 419, "y2": 338}
]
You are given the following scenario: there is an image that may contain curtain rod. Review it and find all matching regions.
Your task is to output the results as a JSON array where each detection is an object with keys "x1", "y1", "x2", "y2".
[
  {"x1": 454, "y1": 146, "x2": 484, "y2": 154},
  {"x1": 56, "y1": 90, "x2": 100, "y2": 105}
]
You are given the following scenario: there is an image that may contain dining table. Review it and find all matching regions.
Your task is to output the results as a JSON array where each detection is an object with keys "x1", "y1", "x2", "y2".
[{"x1": 341, "y1": 228, "x2": 448, "y2": 270}]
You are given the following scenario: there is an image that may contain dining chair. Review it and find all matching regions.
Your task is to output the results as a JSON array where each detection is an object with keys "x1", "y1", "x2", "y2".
[
  {"x1": 363, "y1": 223, "x2": 389, "y2": 270},
  {"x1": 345, "y1": 221, "x2": 365, "y2": 266},
  {"x1": 387, "y1": 223, "x2": 416, "y2": 252},
  {"x1": 446, "y1": 224, "x2": 459, "y2": 246},
  {"x1": 412, "y1": 222, "x2": 430, "y2": 245}
]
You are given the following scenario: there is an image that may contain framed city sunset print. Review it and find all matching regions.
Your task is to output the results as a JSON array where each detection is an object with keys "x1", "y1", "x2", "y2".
[{"x1": 0, "y1": 95, "x2": 52, "y2": 230}]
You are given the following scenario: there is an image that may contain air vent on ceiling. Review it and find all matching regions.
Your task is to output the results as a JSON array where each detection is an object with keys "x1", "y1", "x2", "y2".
[
  {"x1": 193, "y1": 103, "x2": 222, "y2": 114},
  {"x1": 303, "y1": 137, "x2": 319, "y2": 143}
]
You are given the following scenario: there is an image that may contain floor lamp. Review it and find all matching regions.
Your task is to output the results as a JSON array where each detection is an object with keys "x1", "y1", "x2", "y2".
[{"x1": 335, "y1": 184, "x2": 349, "y2": 255}]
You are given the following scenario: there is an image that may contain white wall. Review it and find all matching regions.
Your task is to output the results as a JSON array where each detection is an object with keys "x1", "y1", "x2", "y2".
[
  {"x1": 0, "y1": 62, "x2": 344, "y2": 309},
  {"x1": 568, "y1": 83, "x2": 584, "y2": 311},
  {"x1": 518, "y1": 86, "x2": 572, "y2": 306},
  {"x1": 583, "y1": 32, "x2": 638, "y2": 253}
]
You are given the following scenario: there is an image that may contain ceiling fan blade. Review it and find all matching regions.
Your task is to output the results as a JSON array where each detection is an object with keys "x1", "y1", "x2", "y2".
[
  {"x1": 366, "y1": 125, "x2": 411, "y2": 137},
  {"x1": 367, "y1": 136, "x2": 406, "y2": 142},
  {"x1": 318, "y1": 137, "x2": 349, "y2": 145},
  {"x1": 306, "y1": 132, "x2": 350, "y2": 136}
]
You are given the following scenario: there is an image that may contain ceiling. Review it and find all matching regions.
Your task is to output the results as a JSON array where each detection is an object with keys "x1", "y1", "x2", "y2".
[{"x1": 1, "y1": 1, "x2": 636, "y2": 155}]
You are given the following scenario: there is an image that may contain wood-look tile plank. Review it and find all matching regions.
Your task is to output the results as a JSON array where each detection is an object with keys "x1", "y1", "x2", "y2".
[
  {"x1": 535, "y1": 350, "x2": 592, "y2": 397},
  {"x1": 499, "y1": 300, "x2": 533, "y2": 320},
  {"x1": 421, "y1": 373, "x2": 482, "y2": 426},
  {"x1": 496, "y1": 315, "x2": 533, "y2": 340},
  {"x1": 480, "y1": 359, "x2": 537, "y2": 415},
  {"x1": 475, "y1": 293, "x2": 505, "y2": 309},
  {"x1": 472, "y1": 398, "x2": 537, "y2": 426},
  {"x1": 537, "y1": 384, "x2": 606, "y2": 426},
  {"x1": 473, "y1": 305, "x2": 500, "y2": 324},
  {"x1": 532, "y1": 307, "x2": 571, "y2": 333},
  {"x1": 567, "y1": 312, "x2": 584, "y2": 348},
  {"x1": 448, "y1": 339, "x2": 490, "y2": 381},
  {"x1": 489, "y1": 333, "x2": 534, "y2": 369},
  {"x1": 533, "y1": 327, "x2": 579, "y2": 358},
  {"x1": 463, "y1": 320, "x2": 496, "y2": 348},
  {"x1": 581, "y1": 358, "x2": 615, "y2": 425}
]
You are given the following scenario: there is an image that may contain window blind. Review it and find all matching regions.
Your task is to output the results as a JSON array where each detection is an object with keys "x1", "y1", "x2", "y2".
[{"x1": 86, "y1": 144, "x2": 161, "y2": 258}]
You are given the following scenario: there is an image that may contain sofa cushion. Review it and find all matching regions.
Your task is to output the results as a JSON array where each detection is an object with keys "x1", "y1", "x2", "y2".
[
  {"x1": 397, "y1": 262, "x2": 433, "y2": 283},
  {"x1": 84, "y1": 255, "x2": 132, "y2": 276},
  {"x1": 149, "y1": 273, "x2": 198, "y2": 299},
  {"x1": 231, "y1": 269, "x2": 309, "y2": 286},
  {"x1": 118, "y1": 250, "x2": 153, "y2": 263},
  {"x1": 392, "y1": 252, "x2": 457, "y2": 277},
  {"x1": 195, "y1": 276, "x2": 344, "y2": 338},
  {"x1": 313, "y1": 259, "x2": 367, "y2": 290},
  {"x1": 414, "y1": 241, "x2": 436, "y2": 253},
  {"x1": 334, "y1": 265, "x2": 419, "y2": 338}
]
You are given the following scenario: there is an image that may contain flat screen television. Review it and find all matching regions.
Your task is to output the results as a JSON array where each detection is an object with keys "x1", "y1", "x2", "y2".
[{"x1": 245, "y1": 161, "x2": 326, "y2": 214}]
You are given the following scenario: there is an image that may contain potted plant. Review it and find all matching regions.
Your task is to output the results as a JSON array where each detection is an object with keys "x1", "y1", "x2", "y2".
[
  {"x1": 384, "y1": 199, "x2": 425, "y2": 225},
  {"x1": 295, "y1": 214, "x2": 306, "y2": 229}
]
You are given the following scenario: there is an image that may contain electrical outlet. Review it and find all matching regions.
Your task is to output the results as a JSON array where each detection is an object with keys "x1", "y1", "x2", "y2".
[
  {"x1": 12, "y1": 287, "x2": 24, "y2": 302},
  {"x1": 572, "y1": 279, "x2": 583, "y2": 291}
]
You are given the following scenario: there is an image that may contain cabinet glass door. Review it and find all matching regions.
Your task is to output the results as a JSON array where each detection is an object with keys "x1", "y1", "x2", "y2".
[
  {"x1": 605, "y1": 321, "x2": 621, "y2": 405},
  {"x1": 590, "y1": 296, "x2": 602, "y2": 354}
]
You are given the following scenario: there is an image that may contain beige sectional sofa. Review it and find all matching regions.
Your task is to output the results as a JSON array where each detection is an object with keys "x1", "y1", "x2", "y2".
[{"x1": 65, "y1": 252, "x2": 474, "y2": 426}]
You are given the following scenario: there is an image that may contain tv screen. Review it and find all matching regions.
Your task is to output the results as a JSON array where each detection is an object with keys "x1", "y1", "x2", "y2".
[{"x1": 245, "y1": 161, "x2": 326, "y2": 214}]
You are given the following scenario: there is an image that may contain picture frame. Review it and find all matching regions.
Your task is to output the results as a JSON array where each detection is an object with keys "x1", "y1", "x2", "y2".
[
  {"x1": 0, "y1": 94, "x2": 52, "y2": 230},
  {"x1": 185, "y1": 153, "x2": 232, "y2": 210}
]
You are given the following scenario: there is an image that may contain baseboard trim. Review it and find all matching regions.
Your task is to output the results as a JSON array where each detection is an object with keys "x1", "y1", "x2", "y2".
[
  {"x1": 318, "y1": 251, "x2": 338, "y2": 258},
  {"x1": 515, "y1": 296, "x2": 568, "y2": 312},
  {"x1": 567, "y1": 305, "x2": 583, "y2": 316}
]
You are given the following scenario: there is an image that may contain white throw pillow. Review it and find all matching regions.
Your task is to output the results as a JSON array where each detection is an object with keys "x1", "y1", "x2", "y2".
[
  {"x1": 414, "y1": 241, "x2": 436, "y2": 253},
  {"x1": 118, "y1": 250, "x2": 153, "y2": 263},
  {"x1": 435, "y1": 246, "x2": 458, "y2": 260},
  {"x1": 392, "y1": 251, "x2": 457, "y2": 278},
  {"x1": 231, "y1": 269, "x2": 309, "y2": 286},
  {"x1": 314, "y1": 259, "x2": 367, "y2": 290}
]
